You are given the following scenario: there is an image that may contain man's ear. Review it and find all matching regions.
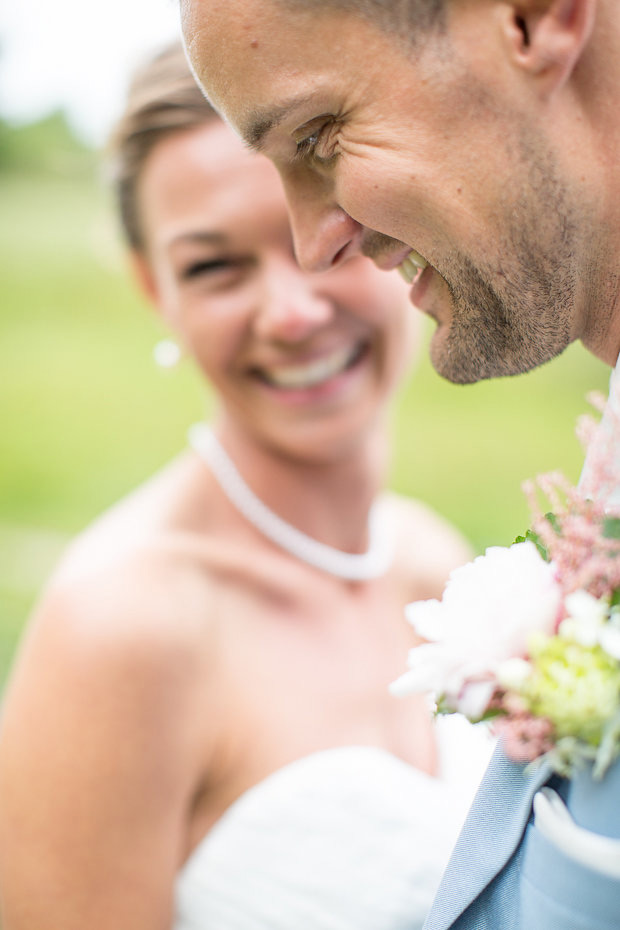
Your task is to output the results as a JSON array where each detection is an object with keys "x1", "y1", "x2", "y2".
[{"x1": 502, "y1": 0, "x2": 596, "y2": 91}]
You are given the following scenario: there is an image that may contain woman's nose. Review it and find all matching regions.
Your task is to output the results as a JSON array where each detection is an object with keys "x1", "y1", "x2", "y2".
[{"x1": 254, "y1": 263, "x2": 334, "y2": 343}]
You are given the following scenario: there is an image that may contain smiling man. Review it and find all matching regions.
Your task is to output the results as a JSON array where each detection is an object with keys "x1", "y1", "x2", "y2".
[
  {"x1": 180, "y1": 1, "x2": 620, "y2": 928},
  {"x1": 182, "y1": 0, "x2": 620, "y2": 387}
]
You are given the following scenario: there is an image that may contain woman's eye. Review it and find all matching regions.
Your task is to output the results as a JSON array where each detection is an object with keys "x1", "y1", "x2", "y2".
[
  {"x1": 179, "y1": 257, "x2": 254, "y2": 292},
  {"x1": 181, "y1": 258, "x2": 235, "y2": 280}
]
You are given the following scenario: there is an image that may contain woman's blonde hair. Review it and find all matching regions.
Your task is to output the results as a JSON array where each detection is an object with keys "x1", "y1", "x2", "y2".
[{"x1": 107, "y1": 41, "x2": 219, "y2": 250}]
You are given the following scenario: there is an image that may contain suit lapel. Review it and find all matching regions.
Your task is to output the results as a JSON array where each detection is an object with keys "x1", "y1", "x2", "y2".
[{"x1": 425, "y1": 743, "x2": 551, "y2": 929}]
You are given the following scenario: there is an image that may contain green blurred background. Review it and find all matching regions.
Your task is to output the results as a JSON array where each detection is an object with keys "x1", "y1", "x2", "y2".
[{"x1": 0, "y1": 113, "x2": 610, "y2": 691}]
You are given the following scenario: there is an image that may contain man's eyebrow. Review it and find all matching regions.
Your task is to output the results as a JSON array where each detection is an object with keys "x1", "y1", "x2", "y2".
[{"x1": 242, "y1": 94, "x2": 319, "y2": 151}]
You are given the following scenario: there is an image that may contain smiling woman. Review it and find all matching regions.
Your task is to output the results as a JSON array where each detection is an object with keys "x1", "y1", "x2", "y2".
[
  {"x1": 130, "y1": 115, "x2": 414, "y2": 458},
  {"x1": 0, "y1": 40, "x2": 493, "y2": 930}
]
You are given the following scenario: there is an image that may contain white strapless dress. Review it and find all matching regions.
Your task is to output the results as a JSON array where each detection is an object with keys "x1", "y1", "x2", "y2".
[{"x1": 174, "y1": 715, "x2": 494, "y2": 930}]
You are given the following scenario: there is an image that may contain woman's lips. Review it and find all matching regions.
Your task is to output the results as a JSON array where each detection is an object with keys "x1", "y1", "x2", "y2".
[{"x1": 254, "y1": 341, "x2": 366, "y2": 390}]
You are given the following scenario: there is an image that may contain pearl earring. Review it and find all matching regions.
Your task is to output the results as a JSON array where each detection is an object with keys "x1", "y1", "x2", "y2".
[{"x1": 153, "y1": 339, "x2": 182, "y2": 369}]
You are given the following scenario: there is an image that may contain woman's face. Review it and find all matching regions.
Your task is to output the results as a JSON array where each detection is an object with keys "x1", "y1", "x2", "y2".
[{"x1": 134, "y1": 121, "x2": 417, "y2": 460}]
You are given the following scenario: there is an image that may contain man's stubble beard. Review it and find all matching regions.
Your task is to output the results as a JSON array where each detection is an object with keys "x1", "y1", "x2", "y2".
[
  {"x1": 431, "y1": 246, "x2": 575, "y2": 384},
  {"x1": 429, "y1": 131, "x2": 581, "y2": 385}
]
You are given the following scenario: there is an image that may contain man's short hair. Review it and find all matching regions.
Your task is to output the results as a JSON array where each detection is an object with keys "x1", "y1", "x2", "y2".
[{"x1": 275, "y1": 0, "x2": 445, "y2": 39}]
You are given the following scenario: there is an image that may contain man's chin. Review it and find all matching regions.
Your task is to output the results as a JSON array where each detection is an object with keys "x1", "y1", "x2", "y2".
[
  {"x1": 428, "y1": 327, "x2": 486, "y2": 385},
  {"x1": 428, "y1": 326, "x2": 529, "y2": 385}
]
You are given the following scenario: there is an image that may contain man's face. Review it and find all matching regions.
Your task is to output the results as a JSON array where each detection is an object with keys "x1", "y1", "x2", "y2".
[{"x1": 182, "y1": 0, "x2": 592, "y2": 383}]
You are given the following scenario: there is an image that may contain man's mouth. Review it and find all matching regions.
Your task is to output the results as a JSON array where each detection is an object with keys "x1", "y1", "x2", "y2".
[
  {"x1": 256, "y1": 342, "x2": 366, "y2": 389},
  {"x1": 397, "y1": 250, "x2": 428, "y2": 284}
]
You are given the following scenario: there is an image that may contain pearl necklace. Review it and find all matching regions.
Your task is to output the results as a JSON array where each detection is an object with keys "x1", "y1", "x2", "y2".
[{"x1": 188, "y1": 424, "x2": 395, "y2": 581}]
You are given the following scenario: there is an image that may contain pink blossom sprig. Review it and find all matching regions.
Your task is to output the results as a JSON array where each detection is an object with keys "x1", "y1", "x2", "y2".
[
  {"x1": 523, "y1": 473, "x2": 620, "y2": 599},
  {"x1": 493, "y1": 713, "x2": 555, "y2": 764}
]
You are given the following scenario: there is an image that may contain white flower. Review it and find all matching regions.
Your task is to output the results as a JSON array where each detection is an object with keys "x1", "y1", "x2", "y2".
[
  {"x1": 600, "y1": 623, "x2": 620, "y2": 660},
  {"x1": 559, "y1": 590, "x2": 608, "y2": 647},
  {"x1": 559, "y1": 590, "x2": 620, "y2": 659},
  {"x1": 496, "y1": 657, "x2": 533, "y2": 691},
  {"x1": 390, "y1": 542, "x2": 562, "y2": 719}
]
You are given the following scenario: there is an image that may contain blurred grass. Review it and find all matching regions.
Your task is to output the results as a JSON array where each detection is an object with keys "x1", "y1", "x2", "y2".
[
  {"x1": 390, "y1": 335, "x2": 608, "y2": 551},
  {"x1": 0, "y1": 135, "x2": 610, "y2": 690}
]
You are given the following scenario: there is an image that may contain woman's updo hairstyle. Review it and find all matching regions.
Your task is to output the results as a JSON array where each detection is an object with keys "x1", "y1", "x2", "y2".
[{"x1": 107, "y1": 41, "x2": 219, "y2": 250}]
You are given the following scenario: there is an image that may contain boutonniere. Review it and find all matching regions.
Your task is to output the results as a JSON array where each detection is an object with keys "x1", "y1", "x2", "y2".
[{"x1": 392, "y1": 392, "x2": 620, "y2": 779}]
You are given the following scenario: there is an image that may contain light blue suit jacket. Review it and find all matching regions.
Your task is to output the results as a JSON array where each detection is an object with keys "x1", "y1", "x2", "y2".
[
  {"x1": 425, "y1": 357, "x2": 620, "y2": 929},
  {"x1": 423, "y1": 744, "x2": 620, "y2": 929}
]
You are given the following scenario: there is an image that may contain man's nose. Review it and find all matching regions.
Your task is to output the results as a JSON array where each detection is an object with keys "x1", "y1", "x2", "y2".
[
  {"x1": 254, "y1": 263, "x2": 334, "y2": 342},
  {"x1": 284, "y1": 176, "x2": 365, "y2": 273}
]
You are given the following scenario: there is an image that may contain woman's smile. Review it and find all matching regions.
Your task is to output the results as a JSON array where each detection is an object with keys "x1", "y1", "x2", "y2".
[{"x1": 251, "y1": 340, "x2": 367, "y2": 390}]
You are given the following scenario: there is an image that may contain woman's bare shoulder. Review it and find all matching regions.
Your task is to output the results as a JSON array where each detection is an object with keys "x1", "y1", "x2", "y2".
[
  {"x1": 0, "y1": 537, "x2": 219, "y2": 930},
  {"x1": 3, "y1": 454, "x2": 229, "y2": 749},
  {"x1": 382, "y1": 491, "x2": 473, "y2": 598},
  {"x1": 31, "y1": 454, "x2": 225, "y2": 661},
  {"x1": 20, "y1": 529, "x2": 219, "y2": 697}
]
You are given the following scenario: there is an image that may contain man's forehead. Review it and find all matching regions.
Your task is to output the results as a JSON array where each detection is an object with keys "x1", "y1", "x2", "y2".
[
  {"x1": 186, "y1": 21, "x2": 343, "y2": 151},
  {"x1": 183, "y1": 0, "x2": 374, "y2": 84},
  {"x1": 182, "y1": 0, "x2": 295, "y2": 60},
  {"x1": 182, "y1": 0, "x2": 424, "y2": 149}
]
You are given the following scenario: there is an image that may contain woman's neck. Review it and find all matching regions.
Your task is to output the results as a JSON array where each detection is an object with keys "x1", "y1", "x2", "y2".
[{"x1": 212, "y1": 416, "x2": 389, "y2": 555}]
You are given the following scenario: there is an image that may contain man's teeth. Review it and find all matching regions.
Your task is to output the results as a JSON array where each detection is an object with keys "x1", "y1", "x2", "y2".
[
  {"x1": 264, "y1": 345, "x2": 360, "y2": 389},
  {"x1": 398, "y1": 250, "x2": 428, "y2": 284}
]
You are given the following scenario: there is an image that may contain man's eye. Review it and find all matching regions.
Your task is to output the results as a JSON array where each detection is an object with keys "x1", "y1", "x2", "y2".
[
  {"x1": 293, "y1": 119, "x2": 338, "y2": 165},
  {"x1": 295, "y1": 130, "x2": 321, "y2": 159}
]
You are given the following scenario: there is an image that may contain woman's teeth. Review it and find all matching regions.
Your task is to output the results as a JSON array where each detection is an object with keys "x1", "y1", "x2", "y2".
[
  {"x1": 398, "y1": 250, "x2": 428, "y2": 284},
  {"x1": 263, "y1": 344, "x2": 361, "y2": 389}
]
